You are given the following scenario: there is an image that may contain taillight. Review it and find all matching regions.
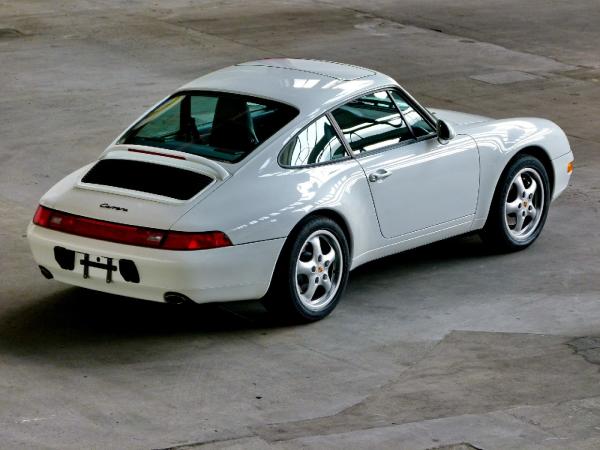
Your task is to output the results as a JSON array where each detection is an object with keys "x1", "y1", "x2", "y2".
[
  {"x1": 162, "y1": 231, "x2": 232, "y2": 250},
  {"x1": 32, "y1": 205, "x2": 232, "y2": 251},
  {"x1": 33, "y1": 205, "x2": 52, "y2": 227}
]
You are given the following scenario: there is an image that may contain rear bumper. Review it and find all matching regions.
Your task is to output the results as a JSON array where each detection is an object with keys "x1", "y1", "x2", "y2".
[{"x1": 27, "y1": 224, "x2": 285, "y2": 303}]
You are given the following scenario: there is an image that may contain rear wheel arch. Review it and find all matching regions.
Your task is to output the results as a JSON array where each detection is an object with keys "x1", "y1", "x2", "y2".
[
  {"x1": 265, "y1": 209, "x2": 353, "y2": 294},
  {"x1": 263, "y1": 212, "x2": 352, "y2": 321},
  {"x1": 287, "y1": 209, "x2": 353, "y2": 260}
]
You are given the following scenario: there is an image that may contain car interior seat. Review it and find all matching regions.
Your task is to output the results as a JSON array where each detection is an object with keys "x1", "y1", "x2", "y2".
[{"x1": 210, "y1": 97, "x2": 259, "y2": 151}]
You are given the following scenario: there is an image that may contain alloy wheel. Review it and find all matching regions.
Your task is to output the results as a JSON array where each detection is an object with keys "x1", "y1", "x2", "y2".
[
  {"x1": 504, "y1": 167, "x2": 545, "y2": 241},
  {"x1": 295, "y1": 230, "x2": 343, "y2": 311}
]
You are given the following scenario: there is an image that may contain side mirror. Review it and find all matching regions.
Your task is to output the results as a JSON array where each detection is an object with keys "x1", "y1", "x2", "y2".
[{"x1": 436, "y1": 120, "x2": 456, "y2": 144}]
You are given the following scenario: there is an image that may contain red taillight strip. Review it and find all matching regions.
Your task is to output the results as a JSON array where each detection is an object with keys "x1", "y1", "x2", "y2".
[
  {"x1": 128, "y1": 148, "x2": 187, "y2": 160},
  {"x1": 32, "y1": 205, "x2": 231, "y2": 251}
]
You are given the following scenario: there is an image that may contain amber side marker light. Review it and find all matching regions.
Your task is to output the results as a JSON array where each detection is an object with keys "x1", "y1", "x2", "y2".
[
  {"x1": 567, "y1": 161, "x2": 574, "y2": 174},
  {"x1": 32, "y1": 205, "x2": 232, "y2": 250}
]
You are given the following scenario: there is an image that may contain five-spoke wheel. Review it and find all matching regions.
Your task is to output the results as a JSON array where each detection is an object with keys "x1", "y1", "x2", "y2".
[
  {"x1": 504, "y1": 168, "x2": 545, "y2": 241},
  {"x1": 263, "y1": 217, "x2": 350, "y2": 322},
  {"x1": 482, "y1": 154, "x2": 550, "y2": 251},
  {"x1": 295, "y1": 230, "x2": 343, "y2": 311}
]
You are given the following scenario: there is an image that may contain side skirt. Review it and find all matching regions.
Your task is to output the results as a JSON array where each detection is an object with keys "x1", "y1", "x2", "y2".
[{"x1": 350, "y1": 215, "x2": 474, "y2": 270}]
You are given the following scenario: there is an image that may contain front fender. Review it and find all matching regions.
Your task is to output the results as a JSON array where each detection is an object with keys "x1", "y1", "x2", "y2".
[{"x1": 467, "y1": 118, "x2": 572, "y2": 228}]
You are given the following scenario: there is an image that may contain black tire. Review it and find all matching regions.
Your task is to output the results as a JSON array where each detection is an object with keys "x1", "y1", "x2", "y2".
[
  {"x1": 481, "y1": 154, "x2": 551, "y2": 252},
  {"x1": 263, "y1": 217, "x2": 350, "y2": 323}
]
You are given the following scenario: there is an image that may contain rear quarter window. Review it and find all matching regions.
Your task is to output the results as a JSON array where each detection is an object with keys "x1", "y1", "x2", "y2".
[{"x1": 279, "y1": 115, "x2": 348, "y2": 167}]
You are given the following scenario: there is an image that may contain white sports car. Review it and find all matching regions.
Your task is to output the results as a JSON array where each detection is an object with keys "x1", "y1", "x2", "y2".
[{"x1": 27, "y1": 59, "x2": 574, "y2": 321}]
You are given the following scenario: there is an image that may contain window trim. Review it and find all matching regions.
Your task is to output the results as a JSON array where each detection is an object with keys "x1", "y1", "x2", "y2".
[
  {"x1": 387, "y1": 88, "x2": 437, "y2": 142},
  {"x1": 389, "y1": 91, "x2": 417, "y2": 141},
  {"x1": 276, "y1": 84, "x2": 439, "y2": 168},
  {"x1": 332, "y1": 87, "x2": 439, "y2": 159},
  {"x1": 330, "y1": 88, "x2": 419, "y2": 157},
  {"x1": 277, "y1": 113, "x2": 353, "y2": 169}
]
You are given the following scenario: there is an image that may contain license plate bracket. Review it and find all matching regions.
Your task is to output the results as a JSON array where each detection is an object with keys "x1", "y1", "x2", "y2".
[
  {"x1": 79, "y1": 253, "x2": 118, "y2": 283},
  {"x1": 53, "y1": 246, "x2": 139, "y2": 284}
]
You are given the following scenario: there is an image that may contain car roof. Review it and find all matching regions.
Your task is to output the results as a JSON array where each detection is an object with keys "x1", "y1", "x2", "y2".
[
  {"x1": 239, "y1": 59, "x2": 376, "y2": 81},
  {"x1": 179, "y1": 59, "x2": 397, "y2": 114}
]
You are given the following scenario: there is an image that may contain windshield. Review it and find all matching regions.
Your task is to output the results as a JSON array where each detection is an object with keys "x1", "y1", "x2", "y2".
[{"x1": 119, "y1": 92, "x2": 298, "y2": 163}]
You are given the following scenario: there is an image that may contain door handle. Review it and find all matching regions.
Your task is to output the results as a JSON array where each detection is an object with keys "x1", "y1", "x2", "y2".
[{"x1": 368, "y1": 169, "x2": 392, "y2": 182}]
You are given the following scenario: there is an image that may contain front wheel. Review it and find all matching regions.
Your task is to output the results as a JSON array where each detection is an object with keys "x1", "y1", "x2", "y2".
[
  {"x1": 481, "y1": 154, "x2": 550, "y2": 251},
  {"x1": 263, "y1": 217, "x2": 350, "y2": 322}
]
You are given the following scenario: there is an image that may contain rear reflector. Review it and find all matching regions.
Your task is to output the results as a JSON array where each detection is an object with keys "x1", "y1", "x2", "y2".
[{"x1": 32, "y1": 205, "x2": 232, "y2": 251}]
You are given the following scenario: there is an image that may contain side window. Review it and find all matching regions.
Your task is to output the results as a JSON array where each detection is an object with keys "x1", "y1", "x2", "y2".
[
  {"x1": 280, "y1": 115, "x2": 347, "y2": 166},
  {"x1": 331, "y1": 91, "x2": 413, "y2": 153},
  {"x1": 388, "y1": 91, "x2": 435, "y2": 137}
]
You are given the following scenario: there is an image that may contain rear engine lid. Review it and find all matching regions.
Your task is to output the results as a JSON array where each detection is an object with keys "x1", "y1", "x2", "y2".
[
  {"x1": 39, "y1": 145, "x2": 230, "y2": 230},
  {"x1": 81, "y1": 159, "x2": 212, "y2": 201},
  {"x1": 79, "y1": 145, "x2": 229, "y2": 201}
]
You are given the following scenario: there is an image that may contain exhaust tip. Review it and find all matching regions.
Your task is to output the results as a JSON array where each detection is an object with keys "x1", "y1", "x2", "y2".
[
  {"x1": 164, "y1": 292, "x2": 194, "y2": 305},
  {"x1": 39, "y1": 265, "x2": 53, "y2": 279}
]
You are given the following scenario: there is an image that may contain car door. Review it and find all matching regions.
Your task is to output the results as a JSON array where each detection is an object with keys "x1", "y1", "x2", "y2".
[{"x1": 330, "y1": 89, "x2": 480, "y2": 239}]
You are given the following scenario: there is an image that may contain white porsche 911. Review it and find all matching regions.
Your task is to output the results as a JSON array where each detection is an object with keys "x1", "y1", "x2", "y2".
[{"x1": 27, "y1": 59, "x2": 574, "y2": 321}]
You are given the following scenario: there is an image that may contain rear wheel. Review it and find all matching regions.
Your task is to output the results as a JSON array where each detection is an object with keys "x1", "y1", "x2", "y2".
[
  {"x1": 481, "y1": 154, "x2": 550, "y2": 251},
  {"x1": 263, "y1": 217, "x2": 350, "y2": 322}
]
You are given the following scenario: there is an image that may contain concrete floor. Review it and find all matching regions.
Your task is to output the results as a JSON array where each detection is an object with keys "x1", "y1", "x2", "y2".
[{"x1": 1, "y1": 1, "x2": 599, "y2": 448}]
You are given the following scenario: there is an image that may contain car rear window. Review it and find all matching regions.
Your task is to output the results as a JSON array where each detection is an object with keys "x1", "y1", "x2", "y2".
[{"x1": 119, "y1": 92, "x2": 298, "y2": 163}]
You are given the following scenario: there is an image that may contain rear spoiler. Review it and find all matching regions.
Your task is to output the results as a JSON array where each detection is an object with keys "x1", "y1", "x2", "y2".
[{"x1": 100, "y1": 144, "x2": 230, "y2": 180}]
